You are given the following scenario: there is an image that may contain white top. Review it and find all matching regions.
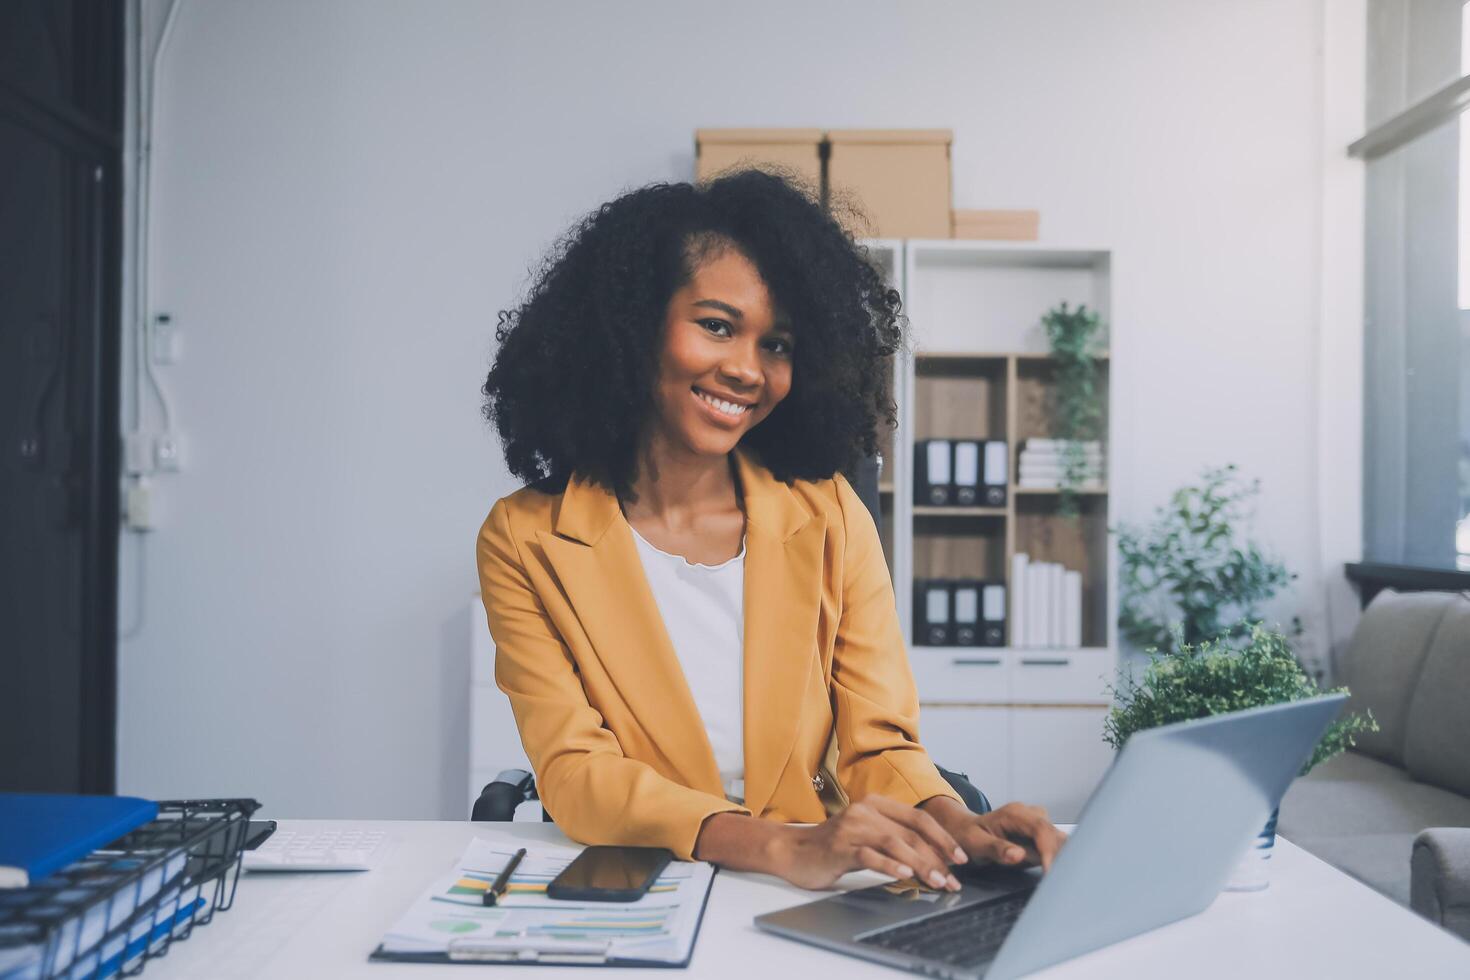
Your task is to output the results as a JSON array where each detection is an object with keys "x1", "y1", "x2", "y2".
[{"x1": 629, "y1": 523, "x2": 746, "y2": 803}]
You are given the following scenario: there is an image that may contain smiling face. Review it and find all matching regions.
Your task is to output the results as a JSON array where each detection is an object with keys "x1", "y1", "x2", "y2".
[{"x1": 647, "y1": 243, "x2": 795, "y2": 461}]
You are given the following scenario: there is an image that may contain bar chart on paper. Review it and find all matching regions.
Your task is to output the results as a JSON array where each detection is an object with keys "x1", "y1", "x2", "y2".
[{"x1": 373, "y1": 836, "x2": 713, "y2": 965}]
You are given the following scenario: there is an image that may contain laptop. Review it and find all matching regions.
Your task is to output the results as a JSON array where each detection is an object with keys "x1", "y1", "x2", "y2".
[{"x1": 755, "y1": 694, "x2": 1347, "y2": 980}]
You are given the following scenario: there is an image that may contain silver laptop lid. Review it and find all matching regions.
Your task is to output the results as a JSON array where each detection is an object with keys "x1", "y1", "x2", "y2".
[{"x1": 986, "y1": 693, "x2": 1347, "y2": 980}]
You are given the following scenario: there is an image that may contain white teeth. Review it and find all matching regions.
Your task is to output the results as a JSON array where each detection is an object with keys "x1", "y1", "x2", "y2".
[{"x1": 695, "y1": 389, "x2": 749, "y2": 417}]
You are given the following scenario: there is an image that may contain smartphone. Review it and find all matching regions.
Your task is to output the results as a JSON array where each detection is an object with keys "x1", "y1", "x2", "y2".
[
  {"x1": 545, "y1": 846, "x2": 673, "y2": 902},
  {"x1": 243, "y1": 819, "x2": 277, "y2": 850}
]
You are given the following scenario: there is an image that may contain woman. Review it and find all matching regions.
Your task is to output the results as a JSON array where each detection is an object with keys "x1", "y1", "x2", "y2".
[{"x1": 477, "y1": 170, "x2": 1062, "y2": 892}]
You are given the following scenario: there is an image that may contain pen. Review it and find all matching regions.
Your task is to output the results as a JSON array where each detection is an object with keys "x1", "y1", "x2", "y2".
[{"x1": 483, "y1": 848, "x2": 527, "y2": 906}]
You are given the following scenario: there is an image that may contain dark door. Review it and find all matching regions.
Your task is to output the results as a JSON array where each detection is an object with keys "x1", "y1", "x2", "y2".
[{"x1": 0, "y1": 1, "x2": 123, "y2": 793}]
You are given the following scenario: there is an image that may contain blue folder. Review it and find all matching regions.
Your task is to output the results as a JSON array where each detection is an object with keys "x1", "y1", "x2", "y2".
[{"x1": 0, "y1": 794, "x2": 158, "y2": 888}]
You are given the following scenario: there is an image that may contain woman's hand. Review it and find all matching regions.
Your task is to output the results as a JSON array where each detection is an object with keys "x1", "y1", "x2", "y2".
[
  {"x1": 692, "y1": 795, "x2": 1066, "y2": 893},
  {"x1": 919, "y1": 796, "x2": 1068, "y2": 872},
  {"x1": 770, "y1": 794, "x2": 969, "y2": 892}
]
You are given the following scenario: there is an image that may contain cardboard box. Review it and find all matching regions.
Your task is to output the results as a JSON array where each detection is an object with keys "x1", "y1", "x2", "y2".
[
  {"x1": 695, "y1": 129, "x2": 824, "y2": 188},
  {"x1": 952, "y1": 209, "x2": 1040, "y2": 241},
  {"x1": 826, "y1": 129, "x2": 952, "y2": 238}
]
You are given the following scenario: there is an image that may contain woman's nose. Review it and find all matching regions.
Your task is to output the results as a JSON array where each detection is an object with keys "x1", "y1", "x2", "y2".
[{"x1": 718, "y1": 342, "x2": 762, "y2": 387}]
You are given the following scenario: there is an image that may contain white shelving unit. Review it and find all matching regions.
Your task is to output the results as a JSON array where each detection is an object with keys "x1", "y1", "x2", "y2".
[{"x1": 871, "y1": 239, "x2": 1119, "y2": 820}]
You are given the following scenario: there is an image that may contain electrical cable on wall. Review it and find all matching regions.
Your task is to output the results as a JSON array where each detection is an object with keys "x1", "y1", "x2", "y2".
[
  {"x1": 124, "y1": 0, "x2": 182, "y2": 533},
  {"x1": 118, "y1": 528, "x2": 149, "y2": 639},
  {"x1": 120, "y1": 0, "x2": 183, "y2": 646}
]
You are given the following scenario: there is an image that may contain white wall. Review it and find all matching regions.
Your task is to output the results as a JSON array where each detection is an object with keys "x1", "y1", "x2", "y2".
[
  {"x1": 1317, "y1": 0, "x2": 1368, "y2": 668},
  {"x1": 118, "y1": 0, "x2": 1361, "y2": 818}
]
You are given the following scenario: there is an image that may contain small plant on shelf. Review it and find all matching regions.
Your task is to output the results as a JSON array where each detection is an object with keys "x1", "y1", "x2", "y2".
[
  {"x1": 1041, "y1": 302, "x2": 1105, "y2": 514},
  {"x1": 1104, "y1": 624, "x2": 1376, "y2": 774},
  {"x1": 1116, "y1": 464, "x2": 1295, "y2": 656}
]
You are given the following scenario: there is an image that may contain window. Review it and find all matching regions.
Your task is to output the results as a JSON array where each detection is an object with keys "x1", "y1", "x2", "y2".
[
  {"x1": 1361, "y1": 0, "x2": 1470, "y2": 571},
  {"x1": 1460, "y1": 2, "x2": 1470, "y2": 568}
]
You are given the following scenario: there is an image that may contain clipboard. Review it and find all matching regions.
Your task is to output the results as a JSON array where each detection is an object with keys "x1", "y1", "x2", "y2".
[
  {"x1": 368, "y1": 869, "x2": 715, "y2": 967},
  {"x1": 368, "y1": 836, "x2": 718, "y2": 968}
]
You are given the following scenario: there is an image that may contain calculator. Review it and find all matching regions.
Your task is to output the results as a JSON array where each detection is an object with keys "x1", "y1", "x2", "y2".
[{"x1": 241, "y1": 827, "x2": 389, "y2": 872}]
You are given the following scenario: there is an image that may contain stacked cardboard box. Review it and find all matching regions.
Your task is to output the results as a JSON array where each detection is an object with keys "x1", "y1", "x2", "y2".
[
  {"x1": 951, "y1": 209, "x2": 1040, "y2": 241},
  {"x1": 694, "y1": 128, "x2": 1038, "y2": 242},
  {"x1": 826, "y1": 129, "x2": 952, "y2": 238},
  {"x1": 693, "y1": 129, "x2": 823, "y2": 188},
  {"x1": 695, "y1": 128, "x2": 950, "y2": 238}
]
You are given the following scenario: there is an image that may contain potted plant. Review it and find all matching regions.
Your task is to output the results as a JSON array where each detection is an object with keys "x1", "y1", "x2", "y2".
[
  {"x1": 1104, "y1": 625, "x2": 1377, "y2": 889},
  {"x1": 1040, "y1": 302, "x2": 1105, "y2": 515},
  {"x1": 1116, "y1": 464, "x2": 1295, "y2": 657}
]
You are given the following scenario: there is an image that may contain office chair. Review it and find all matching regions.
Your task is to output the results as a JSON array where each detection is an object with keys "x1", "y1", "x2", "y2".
[
  {"x1": 472, "y1": 765, "x2": 992, "y2": 822},
  {"x1": 472, "y1": 455, "x2": 994, "y2": 822}
]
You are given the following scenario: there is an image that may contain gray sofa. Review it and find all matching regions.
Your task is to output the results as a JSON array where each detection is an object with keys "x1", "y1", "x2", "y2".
[{"x1": 1278, "y1": 588, "x2": 1470, "y2": 940}]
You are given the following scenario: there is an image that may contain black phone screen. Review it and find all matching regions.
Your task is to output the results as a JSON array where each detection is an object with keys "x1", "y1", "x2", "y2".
[
  {"x1": 243, "y1": 819, "x2": 277, "y2": 850},
  {"x1": 549, "y1": 846, "x2": 670, "y2": 897}
]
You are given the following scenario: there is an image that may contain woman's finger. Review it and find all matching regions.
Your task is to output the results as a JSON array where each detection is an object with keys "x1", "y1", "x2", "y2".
[
  {"x1": 848, "y1": 809, "x2": 960, "y2": 891},
  {"x1": 1016, "y1": 811, "x2": 1067, "y2": 871},
  {"x1": 975, "y1": 805, "x2": 1066, "y2": 870},
  {"x1": 854, "y1": 845, "x2": 918, "y2": 883},
  {"x1": 953, "y1": 825, "x2": 1026, "y2": 865},
  {"x1": 867, "y1": 795, "x2": 970, "y2": 866},
  {"x1": 851, "y1": 797, "x2": 960, "y2": 889},
  {"x1": 990, "y1": 805, "x2": 1066, "y2": 871},
  {"x1": 873, "y1": 826, "x2": 959, "y2": 891},
  {"x1": 1024, "y1": 819, "x2": 1066, "y2": 871}
]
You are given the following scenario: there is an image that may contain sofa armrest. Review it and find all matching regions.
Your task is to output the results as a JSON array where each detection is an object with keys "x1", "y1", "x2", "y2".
[{"x1": 1411, "y1": 828, "x2": 1470, "y2": 941}]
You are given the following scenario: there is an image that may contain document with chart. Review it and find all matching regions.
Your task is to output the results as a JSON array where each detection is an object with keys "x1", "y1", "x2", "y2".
[{"x1": 370, "y1": 835, "x2": 716, "y2": 967}]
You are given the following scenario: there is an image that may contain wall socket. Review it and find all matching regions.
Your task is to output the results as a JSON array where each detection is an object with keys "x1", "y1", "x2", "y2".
[
  {"x1": 124, "y1": 432, "x2": 153, "y2": 475},
  {"x1": 155, "y1": 433, "x2": 183, "y2": 472},
  {"x1": 125, "y1": 480, "x2": 154, "y2": 531},
  {"x1": 150, "y1": 314, "x2": 181, "y2": 364}
]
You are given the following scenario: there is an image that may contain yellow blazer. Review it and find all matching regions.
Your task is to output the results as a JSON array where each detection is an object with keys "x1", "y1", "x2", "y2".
[{"x1": 475, "y1": 445, "x2": 958, "y2": 860}]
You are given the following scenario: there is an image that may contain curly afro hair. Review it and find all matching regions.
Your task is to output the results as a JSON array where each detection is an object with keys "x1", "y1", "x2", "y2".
[{"x1": 482, "y1": 168, "x2": 905, "y2": 500}]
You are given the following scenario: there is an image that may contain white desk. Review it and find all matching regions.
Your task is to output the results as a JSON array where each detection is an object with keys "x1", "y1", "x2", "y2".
[{"x1": 139, "y1": 820, "x2": 1470, "y2": 979}]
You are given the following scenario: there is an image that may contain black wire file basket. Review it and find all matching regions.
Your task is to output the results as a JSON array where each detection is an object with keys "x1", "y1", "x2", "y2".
[{"x1": 0, "y1": 798, "x2": 260, "y2": 980}]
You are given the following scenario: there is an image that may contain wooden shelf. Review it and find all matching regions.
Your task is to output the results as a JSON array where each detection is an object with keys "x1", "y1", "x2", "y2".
[
  {"x1": 915, "y1": 351, "x2": 1013, "y2": 362},
  {"x1": 913, "y1": 505, "x2": 1007, "y2": 517},
  {"x1": 913, "y1": 513, "x2": 1007, "y2": 581},
  {"x1": 905, "y1": 241, "x2": 1112, "y2": 272},
  {"x1": 911, "y1": 646, "x2": 1111, "y2": 656},
  {"x1": 1013, "y1": 350, "x2": 1110, "y2": 361},
  {"x1": 918, "y1": 701, "x2": 1111, "y2": 710},
  {"x1": 913, "y1": 356, "x2": 1006, "y2": 443},
  {"x1": 917, "y1": 350, "x2": 1110, "y2": 361},
  {"x1": 1013, "y1": 485, "x2": 1109, "y2": 495}
]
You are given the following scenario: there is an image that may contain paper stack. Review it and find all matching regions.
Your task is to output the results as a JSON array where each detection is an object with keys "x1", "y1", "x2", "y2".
[
  {"x1": 1017, "y1": 439, "x2": 1105, "y2": 489},
  {"x1": 374, "y1": 835, "x2": 715, "y2": 967},
  {"x1": 1009, "y1": 552, "x2": 1084, "y2": 648}
]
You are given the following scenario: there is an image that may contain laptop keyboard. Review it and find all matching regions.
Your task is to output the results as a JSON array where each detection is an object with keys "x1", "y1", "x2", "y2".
[{"x1": 858, "y1": 889, "x2": 1033, "y2": 970}]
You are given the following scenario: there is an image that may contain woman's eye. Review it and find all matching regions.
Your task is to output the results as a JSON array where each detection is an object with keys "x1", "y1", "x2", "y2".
[
  {"x1": 698, "y1": 318, "x2": 732, "y2": 336},
  {"x1": 765, "y1": 338, "x2": 794, "y2": 356}
]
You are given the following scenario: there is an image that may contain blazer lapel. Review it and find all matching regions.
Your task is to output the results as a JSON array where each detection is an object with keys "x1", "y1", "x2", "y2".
[
  {"x1": 736, "y1": 448, "x2": 827, "y2": 817},
  {"x1": 536, "y1": 474, "x2": 725, "y2": 796}
]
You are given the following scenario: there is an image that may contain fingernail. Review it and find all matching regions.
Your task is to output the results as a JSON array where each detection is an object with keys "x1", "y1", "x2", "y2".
[
  {"x1": 928, "y1": 870, "x2": 947, "y2": 888},
  {"x1": 952, "y1": 847, "x2": 968, "y2": 863},
  {"x1": 897, "y1": 864, "x2": 914, "y2": 879},
  {"x1": 947, "y1": 875, "x2": 961, "y2": 891},
  {"x1": 1007, "y1": 847, "x2": 1024, "y2": 861}
]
